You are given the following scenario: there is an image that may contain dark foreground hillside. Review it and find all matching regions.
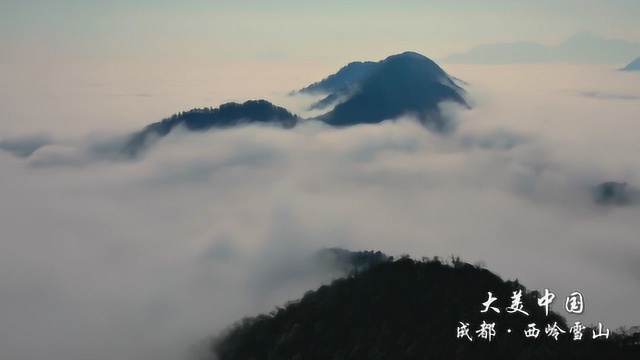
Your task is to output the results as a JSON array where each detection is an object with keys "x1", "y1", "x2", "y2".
[{"x1": 205, "y1": 256, "x2": 640, "y2": 360}]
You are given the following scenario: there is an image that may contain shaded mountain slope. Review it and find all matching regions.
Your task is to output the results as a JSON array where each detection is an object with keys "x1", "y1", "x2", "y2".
[
  {"x1": 317, "y1": 52, "x2": 469, "y2": 131},
  {"x1": 298, "y1": 61, "x2": 380, "y2": 95},
  {"x1": 621, "y1": 57, "x2": 640, "y2": 71},
  {"x1": 297, "y1": 61, "x2": 381, "y2": 111},
  {"x1": 209, "y1": 256, "x2": 640, "y2": 360}
]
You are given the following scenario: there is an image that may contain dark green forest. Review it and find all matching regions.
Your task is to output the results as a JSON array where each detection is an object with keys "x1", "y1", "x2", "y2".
[{"x1": 201, "y1": 254, "x2": 640, "y2": 360}]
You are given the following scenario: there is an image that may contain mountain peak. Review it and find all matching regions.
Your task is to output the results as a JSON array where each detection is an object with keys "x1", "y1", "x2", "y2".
[
  {"x1": 314, "y1": 51, "x2": 468, "y2": 131},
  {"x1": 388, "y1": 51, "x2": 430, "y2": 59}
]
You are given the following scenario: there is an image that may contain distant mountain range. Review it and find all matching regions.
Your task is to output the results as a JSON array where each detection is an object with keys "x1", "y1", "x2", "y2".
[
  {"x1": 440, "y1": 33, "x2": 640, "y2": 64},
  {"x1": 621, "y1": 57, "x2": 640, "y2": 71},
  {"x1": 123, "y1": 52, "x2": 468, "y2": 155},
  {"x1": 203, "y1": 252, "x2": 640, "y2": 360}
]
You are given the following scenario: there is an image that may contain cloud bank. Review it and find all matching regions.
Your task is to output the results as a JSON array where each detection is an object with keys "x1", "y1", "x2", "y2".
[{"x1": 0, "y1": 63, "x2": 639, "y2": 360}]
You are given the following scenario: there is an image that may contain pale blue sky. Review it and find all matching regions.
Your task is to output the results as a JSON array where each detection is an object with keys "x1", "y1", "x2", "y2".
[{"x1": 2, "y1": 0, "x2": 640, "y2": 64}]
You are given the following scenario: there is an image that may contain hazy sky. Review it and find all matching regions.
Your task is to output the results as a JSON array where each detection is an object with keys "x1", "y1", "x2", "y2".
[
  {"x1": 2, "y1": 0, "x2": 640, "y2": 66},
  {"x1": 2, "y1": 2, "x2": 640, "y2": 360}
]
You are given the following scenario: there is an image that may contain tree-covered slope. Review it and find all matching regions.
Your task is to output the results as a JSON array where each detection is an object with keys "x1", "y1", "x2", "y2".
[
  {"x1": 208, "y1": 257, "x2": 640, "y2": 360},
  {"x1": 123, "y1": 100, "x2": 299, "y2": 156}
]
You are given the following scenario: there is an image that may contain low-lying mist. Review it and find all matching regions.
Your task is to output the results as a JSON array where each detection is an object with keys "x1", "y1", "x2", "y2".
[{"x1": 1, "y1": 63, "x2": 639, "y2": 360}]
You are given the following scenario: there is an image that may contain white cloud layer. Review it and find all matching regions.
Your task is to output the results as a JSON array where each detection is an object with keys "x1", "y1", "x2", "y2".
[{"x1": 1, "y1": 63, "x2": 640, "y2": 360}]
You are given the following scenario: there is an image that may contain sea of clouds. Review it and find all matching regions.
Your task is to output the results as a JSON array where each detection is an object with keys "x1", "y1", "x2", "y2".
[{"x1": 1, "y1": 61, "x2": 639, "y2": 360}]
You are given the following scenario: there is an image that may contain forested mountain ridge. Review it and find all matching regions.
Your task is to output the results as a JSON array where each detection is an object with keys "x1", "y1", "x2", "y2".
[{"x1": 205, "y1": 256, "x2": 640, "y2": 360}]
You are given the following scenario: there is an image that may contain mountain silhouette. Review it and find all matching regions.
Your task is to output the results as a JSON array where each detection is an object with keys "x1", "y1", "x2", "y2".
[
  {"x1": 316, "y1": 52, "x2": 469, "y2": 131},
  {"x1": 124, "y1": 52, "x2": 468, "y2": 155},
  {"x1": 204, "y1": 254, "x2": 640, "y2": 360},
  {"x1": 621, "y1": 57, "x2": 640, "y2": 71},
  {"x1": 122, "y1": 100, "x2": 299, "y2": 156},
  {"x1": 441, "y1": 33, "x2": 640, "y2": 64}
]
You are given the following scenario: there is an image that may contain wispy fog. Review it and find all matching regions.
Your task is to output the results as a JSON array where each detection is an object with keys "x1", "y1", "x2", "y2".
[{"x1": 1, "y1": 63, "x2": 639, "y2": 360}]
